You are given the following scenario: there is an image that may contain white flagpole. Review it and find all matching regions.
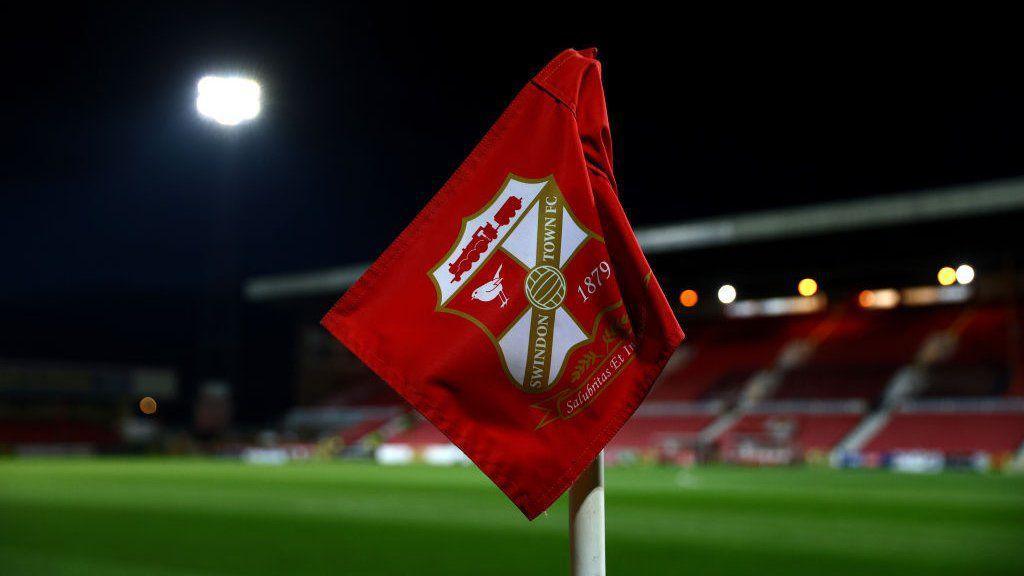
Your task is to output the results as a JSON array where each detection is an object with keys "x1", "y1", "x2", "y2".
[{"x1": 569, "y1": 451, "x2": 606, "y2": 576}]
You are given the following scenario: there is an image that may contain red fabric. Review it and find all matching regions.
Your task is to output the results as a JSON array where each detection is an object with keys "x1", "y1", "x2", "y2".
[{"x1": 322, "y1": 48, "x2": 683, "y2": 519}]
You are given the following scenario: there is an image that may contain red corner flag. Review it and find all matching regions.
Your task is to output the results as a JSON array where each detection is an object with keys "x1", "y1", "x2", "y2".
[{"x1": 322, "y1": 48, "x2": 683, "y2": 519}]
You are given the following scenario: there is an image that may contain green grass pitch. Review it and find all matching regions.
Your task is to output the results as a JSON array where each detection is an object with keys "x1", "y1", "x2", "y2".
[{"x1": 1, "y1": 458, "x2": 1022, "y2": 575}]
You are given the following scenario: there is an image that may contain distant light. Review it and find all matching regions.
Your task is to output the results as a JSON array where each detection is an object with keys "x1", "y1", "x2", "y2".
[
  {"x1": 903, "y1": 285, "x2": 973, "y2": 306},
  {"x1": 955, "y1": 264, "x2": 975, "y2": 285},
  {"x1": 937, "y1": 266, "x2": 957, "y2": 286},
  {"x1": 196, "y1": 75, "x2": 261, "y2": 126},
  {"x1": 797, "y1": 278, "x2": 818, "y2": 297},
  {"x1": 874, "y1": 289, "x2": 901, "y2": 308},
  {"x1": 717, "y1": 284, "x2": 737, "y2": 304},
  {"x1": 725, "y1": 295, "x2": 826, "y2": 318},
  {"x1": 139, "y1": 396, "x2": 158, "y2": 415},
  {"x1": 858, "y1": 290, "x2": 876, "y2": 308},
  {"x1": 859, "y1": 288, "x2": 900, "y2": 309},
  {"x1": 679, "y1": 289, "x2": 698, "y2": 308}
]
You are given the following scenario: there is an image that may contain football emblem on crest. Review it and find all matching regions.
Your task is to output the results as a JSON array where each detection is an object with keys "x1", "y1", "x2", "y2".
[
  {"x1": 430, "y1": 174, "x2": 625, "y2": 396},
  {"x1": 525, "y1": 265, "x2": 566, "y2": 310}
]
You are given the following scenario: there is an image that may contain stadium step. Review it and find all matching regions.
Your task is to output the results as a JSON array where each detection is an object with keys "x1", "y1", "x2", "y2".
[
  {"x1": 834, "y1": 407, "x2": 892, "y2": 453},
  {"x1": 699, "y1": 410, "x2": 744, "y2": 444},
  {"x1": 701, "y1": 337, "x2": 819, "y2": 443}
]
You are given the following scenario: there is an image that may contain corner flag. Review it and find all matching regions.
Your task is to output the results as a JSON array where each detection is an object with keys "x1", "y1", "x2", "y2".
[{"x1": 322, "y1": 48, "x2": 683, "y2": 519}]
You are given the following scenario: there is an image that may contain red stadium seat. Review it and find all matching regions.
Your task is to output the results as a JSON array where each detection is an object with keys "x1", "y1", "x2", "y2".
[
  {"x1": 651, "y1": 315, "x2": 824, "y2": 401},
  {"x1": 864, "y1": 411, "x2": 1024, "y2": 454},
  {"x1": 336, "y1": 417, "x2": 391, "y2": 445},
  {"x1": 774, "y1": 307, "x2": 959, "y2": 402},
  {"x1": 387, "y1": 420, "x2": 451, "y2": 446},
  {"x1": 610, "y1": 414, "x2": 716, "y2": 450},
  {"x1": 0, "y1": 420, "x2": 119, "y2": 445},
  {"x1": 719, "y1": 412, "x2": 863, "y2": 452},
  {"x1": 920, "y1": 307, "x2": 1017, "y2": 397}
]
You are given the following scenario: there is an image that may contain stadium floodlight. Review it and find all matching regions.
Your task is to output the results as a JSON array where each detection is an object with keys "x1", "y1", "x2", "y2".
[
  {"x1": 937, "y1": 266, "x2": 957, "y2": 286},
  {"x1": 955, "y1": 264, "x2": 975, "y2": 285},
  {"x1": 797, "y1": 278, "x2": 818, "y2": 297},
  {"x1": 717, "y1": 284, "x2": 737, "y2": 304},
  {"x1": 196, "y1": 75, "x2": 261, "y2": 126}
]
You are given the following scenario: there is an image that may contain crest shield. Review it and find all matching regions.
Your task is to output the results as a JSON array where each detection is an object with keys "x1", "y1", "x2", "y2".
[{"x1": 430, "y1": 174, "x2": 624, "y2": 395}]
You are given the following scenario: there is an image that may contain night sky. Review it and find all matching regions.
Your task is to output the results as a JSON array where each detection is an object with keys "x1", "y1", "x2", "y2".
[{"x1": 3, "y1": 5, "x2": 1022, "y2": 417}]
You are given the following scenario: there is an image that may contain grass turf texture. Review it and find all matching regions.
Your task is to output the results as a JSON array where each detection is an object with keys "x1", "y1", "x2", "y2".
[{"x1": 1, "y1": 459, "x2": 1022, "y2": 575}]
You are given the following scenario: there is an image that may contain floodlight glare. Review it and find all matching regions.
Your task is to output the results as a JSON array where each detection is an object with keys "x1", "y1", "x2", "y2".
[
  {"x1": 955, "y1": 264, "x2": 975, "y2": 285},
  {"x1": 717, "y1": 284, "x2": 737, "y2": 304},
  {"x1": 196, "y1": 75, "x2": 261, "y2": 126}
]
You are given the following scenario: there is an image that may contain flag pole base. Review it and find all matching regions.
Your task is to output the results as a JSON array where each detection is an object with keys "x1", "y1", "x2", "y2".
[{"x1": 569, "y1": 451, "x2": 605, "y2": 576}]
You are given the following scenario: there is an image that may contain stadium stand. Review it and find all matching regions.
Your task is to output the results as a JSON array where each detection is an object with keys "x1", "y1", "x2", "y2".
[
  {"x1": 344, "y1": 302, "x2": 1024, "y2": 468},
  {"x1": 386, "y1": 419, "x2": 450, "y2": 446},
  {"x1": 920, "y1": 365, "x2": 1010, "y2": 397},
  {"x1": 649, "y1": 314, "x2": 824, "y2": 402},
  {"x1": 609, "y1": 415, "x2": 716, "y2": 449},
  {"x1": 0, "y1": 420, "x2": 119, "y2": 446},
  {"x1": 0, "y1": 361, "x2": 175, "y2": 452},
  {"x1": 317, "y1": 376, "x2": 404, "y2": 407},
  {"x1": 921, "y1": 306, "x2": 1015, "y2": 397},
  {"x1": 284, "y1": 329, "x2": 407, "y2": 446},
  {"x1": 608, "y1": 402, "x2": 721, "y2": 452},
  {"x1": 773, "y1": 307, "x2": 960, "y2": 403},
  {"x1": 282, "y1": 404, "x2": 402, "y2": 444},
  {"x1": 336, "y1": 416, "x2": 391, "y2": 445},
  {"x1": 282, "y1": 297, "x2": 1024, "y2": 469},
  {"x1": 773, "y1": 368, "x2": 895, "y2": 402},
  {"x1": 862, "y1": 400, "x2": 1024, "y2": 455},
  {"x1": 719, "y1": 405, "x2": 865, "y2": 454}
]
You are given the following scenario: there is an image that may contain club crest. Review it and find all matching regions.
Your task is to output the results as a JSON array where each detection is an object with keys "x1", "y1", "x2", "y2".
[{"x1": 430, "y1": 174, "x2": 631, "y2": 400}]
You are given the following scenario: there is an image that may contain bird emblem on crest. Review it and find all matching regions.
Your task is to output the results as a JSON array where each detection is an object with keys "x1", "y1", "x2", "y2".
[{"x1": 471, "y1": 264, "x2": 509, "y2": 308}]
